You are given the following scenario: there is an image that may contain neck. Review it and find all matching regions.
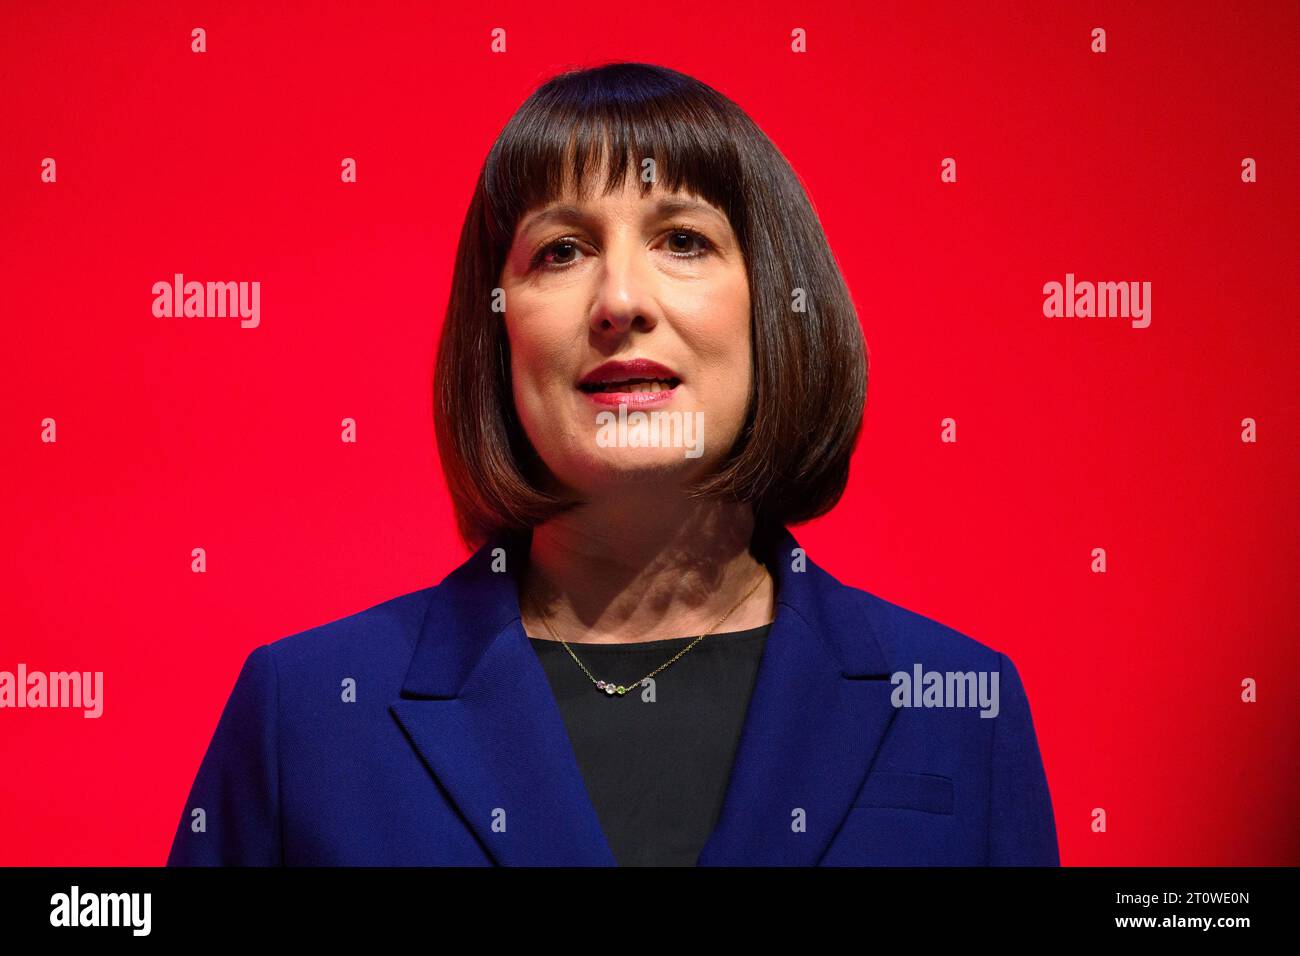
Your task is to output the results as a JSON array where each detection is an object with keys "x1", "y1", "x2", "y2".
[{"x1": 518, "y1": 495, "x2": 776, "y2": 645}]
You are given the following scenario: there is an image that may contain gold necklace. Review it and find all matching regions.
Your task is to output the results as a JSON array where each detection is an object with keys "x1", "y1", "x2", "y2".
[{"x1": 526, "y1": 565, "x2": 769, "y2": 696}]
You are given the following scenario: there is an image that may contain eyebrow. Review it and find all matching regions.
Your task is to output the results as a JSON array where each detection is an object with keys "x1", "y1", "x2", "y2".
[{"x1": 518, "y1": 195, "x2": 728, "y2": 236}]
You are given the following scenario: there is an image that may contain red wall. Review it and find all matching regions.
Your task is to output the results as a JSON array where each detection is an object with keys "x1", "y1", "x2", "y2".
[{"x1": 1, "y1": 0, "x2": 1296, "y2": 865}]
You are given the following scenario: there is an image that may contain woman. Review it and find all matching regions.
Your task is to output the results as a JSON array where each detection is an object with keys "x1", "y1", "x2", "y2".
[{"x1": 167, "y1": 62, "x2": 1059, "y2": 866}]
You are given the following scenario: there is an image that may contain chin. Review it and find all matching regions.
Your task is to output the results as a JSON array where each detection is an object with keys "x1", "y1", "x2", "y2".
[{"x1": 559, "y1": 449, "x2": 713, "y2": 490}]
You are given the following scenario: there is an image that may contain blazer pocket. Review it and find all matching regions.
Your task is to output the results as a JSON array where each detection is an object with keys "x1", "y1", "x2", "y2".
[{"x1": 852, "y1": 771, "x2": 954, "y2": 815}]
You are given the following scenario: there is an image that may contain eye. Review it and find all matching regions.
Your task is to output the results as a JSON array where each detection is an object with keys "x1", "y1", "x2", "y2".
[
  {"x1": 528, "y1": 225, "x2": 715, "y2": 272},
  {"x1": 531, "y1": 238, "x2": 585, "y2": 270},
  {"x1": 661, "y1": 225, "x2": 714, "y2": 258}
]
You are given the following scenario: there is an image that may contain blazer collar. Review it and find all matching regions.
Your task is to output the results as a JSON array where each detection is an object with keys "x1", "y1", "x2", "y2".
[{"x1": 390, "y1": 524, "x2": 899, "y2": 866}]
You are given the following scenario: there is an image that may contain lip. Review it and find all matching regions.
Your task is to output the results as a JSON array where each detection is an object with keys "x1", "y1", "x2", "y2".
[{"x1": 577, "y1": 358, "x2": 682, "y2": 407}]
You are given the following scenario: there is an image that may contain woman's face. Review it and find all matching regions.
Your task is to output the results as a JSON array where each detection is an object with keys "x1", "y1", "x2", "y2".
[{"x1": 499, "y1": 175, "x2": 752, "y2": 498}]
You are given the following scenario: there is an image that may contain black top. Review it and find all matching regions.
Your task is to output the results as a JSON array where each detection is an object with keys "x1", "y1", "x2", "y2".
[{"x1": 527, "y1": 623, "x2": 772, "y2": 866}]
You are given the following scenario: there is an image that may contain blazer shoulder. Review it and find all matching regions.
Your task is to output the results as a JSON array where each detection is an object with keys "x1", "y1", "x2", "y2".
[
  {"x1": 810, "y1": 565, "x2": 1005, "y2": 674},
  {"x1": 260, "y1": 584, "x2": 437, "y2": 670}
]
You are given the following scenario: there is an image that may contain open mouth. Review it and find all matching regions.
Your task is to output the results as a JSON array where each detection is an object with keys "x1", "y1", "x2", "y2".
[{"x1": 578, "y1": 376, "x2": 681, "y2": 394}]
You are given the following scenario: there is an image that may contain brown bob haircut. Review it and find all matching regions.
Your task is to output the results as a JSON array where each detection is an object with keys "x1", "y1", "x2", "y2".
[{"x1": 434, "y1": 61, "x2": 867, "y2": 551}]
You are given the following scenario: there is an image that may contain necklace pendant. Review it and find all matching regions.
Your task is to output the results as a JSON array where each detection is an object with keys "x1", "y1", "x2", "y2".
[{"x1": 604, "y1": 684, "x2": 616, "y2": 695}]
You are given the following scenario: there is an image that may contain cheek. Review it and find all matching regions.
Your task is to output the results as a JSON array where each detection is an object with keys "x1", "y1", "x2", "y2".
[
  {"x1": 505, "y1": 302, "x2": 565, "y2": 391},
  {"x1": 691, "y1": 278, "x2": 752, "y2": 383},
  {"x1": 502, "y1": 311, "x2": 545, "y2": 433},
  {"x1": 503, "y1": 304, "x2": 579, "y2": 447},
  {"x1": 711, "y1": 282, "x2": 754, "y2": 427}
]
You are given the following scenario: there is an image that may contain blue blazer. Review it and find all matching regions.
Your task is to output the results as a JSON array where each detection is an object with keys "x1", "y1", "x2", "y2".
[{"x1": 167, "y1": 525, "x2": 1060, "y2": 866}]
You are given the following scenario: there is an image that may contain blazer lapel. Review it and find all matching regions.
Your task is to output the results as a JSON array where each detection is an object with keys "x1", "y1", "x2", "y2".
[
  {"x1": 390, "y1": 523, "x2": 898, "y2": 867},
  {"x1": 389, "y1": 527, "x2": 616, "y2": 866},
  {"x1": 696, "y1": 525, "x2": 900, "y2": 865}
]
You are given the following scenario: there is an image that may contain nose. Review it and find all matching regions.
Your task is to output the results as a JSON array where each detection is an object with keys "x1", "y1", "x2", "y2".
[{"x1": 589, "y1": 234, "x2": 658, "y2": 336}]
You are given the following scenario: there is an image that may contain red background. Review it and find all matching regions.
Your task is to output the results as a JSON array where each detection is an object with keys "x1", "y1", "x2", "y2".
[{"x1": 1, "y1": 0, "x2": 1296, "y2": 866}]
